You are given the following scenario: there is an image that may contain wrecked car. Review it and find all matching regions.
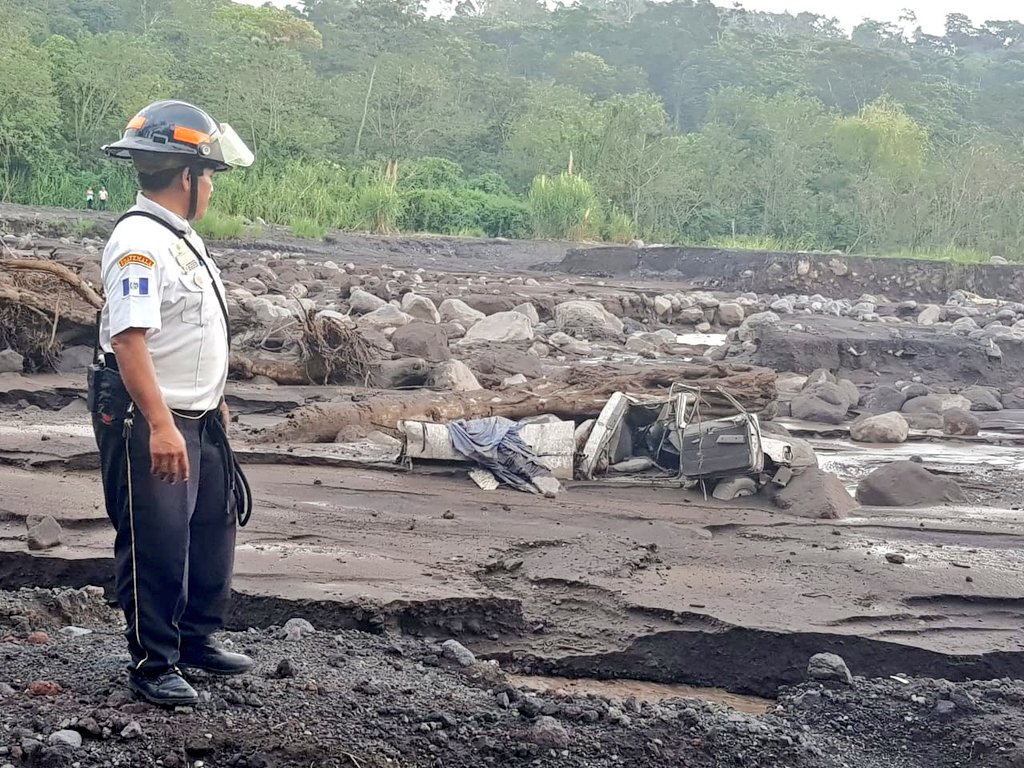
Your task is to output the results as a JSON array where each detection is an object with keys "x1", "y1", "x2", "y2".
[
  {"x1": 578, "y1": 388, "x2": 806, "y2": 496},
  {"x1": 397, "y1": 387, "x2": 808, "y2": 499}
]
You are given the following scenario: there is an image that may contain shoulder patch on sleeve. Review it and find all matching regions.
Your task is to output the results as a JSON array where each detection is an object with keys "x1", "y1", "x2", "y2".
[
  {"x1": 117, "y1": 253, "x2": 155, "y2": 270},
  {"x1": 122, "y1": 277, "x2": 150, "y2": 297}
]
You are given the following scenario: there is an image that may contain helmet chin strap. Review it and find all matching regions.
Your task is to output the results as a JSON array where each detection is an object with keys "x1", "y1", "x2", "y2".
[{"x1": 186, "y1": 162, "x2": 201, "y2": 221}]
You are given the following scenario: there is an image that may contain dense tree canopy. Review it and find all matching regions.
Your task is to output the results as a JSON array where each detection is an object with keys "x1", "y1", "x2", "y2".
[{"x1": 4, "y1": 0, "x2": 1024, "y2": 256}]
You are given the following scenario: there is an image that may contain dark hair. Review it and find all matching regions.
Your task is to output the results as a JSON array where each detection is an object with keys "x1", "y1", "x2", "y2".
[{"x1": 137, "y1": 165, "x2": 187, "y2": 193}]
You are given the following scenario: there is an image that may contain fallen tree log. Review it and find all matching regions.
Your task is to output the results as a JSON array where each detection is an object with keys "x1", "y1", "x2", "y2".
[
  {"x1": 0, "y1": 283, "x2": 97, "y2": 328},
  {"x1": 564, "y1": 362, "x2": 775, "y2": 404},
  {"x1": 257, "y1": 363, "x2": 776, "y2": 444},
  {"x1": 229, "y1": 353, "x2": 311, "y2": 386},
  {"x1": 1, "y1": 258, "x2": 103, "y2": 308}
]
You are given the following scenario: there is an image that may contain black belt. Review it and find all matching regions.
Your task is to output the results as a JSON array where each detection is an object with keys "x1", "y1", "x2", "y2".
[
  {"x1": 205, "y1": 412, "x2": 254, "y2": 528},
  {"x1": 174, "y1": 408, "x2": 210, "y2": 419},
  {"x1": 101, "y1": 353, "x2": 251, "y2": 526}
]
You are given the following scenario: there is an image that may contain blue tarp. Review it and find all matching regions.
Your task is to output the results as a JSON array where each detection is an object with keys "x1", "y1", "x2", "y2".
[{"x1": 447, "y1": 417, "x2": 552, "y2": 494}]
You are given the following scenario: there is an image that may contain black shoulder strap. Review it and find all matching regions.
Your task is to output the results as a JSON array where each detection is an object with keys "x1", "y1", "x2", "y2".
[
  {"x1": 113, "y1": 210, "x2": 232, "y2": 342},
  {"x1": 115, "y1": 209, "x2": 186, "y2": 237}
]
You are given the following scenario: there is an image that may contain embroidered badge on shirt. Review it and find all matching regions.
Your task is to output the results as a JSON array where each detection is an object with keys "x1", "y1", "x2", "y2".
[
  {"x1": 117, "y1": 253, "x2": 155, "y2": 270},
  {"x1": 122, "y1": 277, "x2": 149, "y2": 297}
]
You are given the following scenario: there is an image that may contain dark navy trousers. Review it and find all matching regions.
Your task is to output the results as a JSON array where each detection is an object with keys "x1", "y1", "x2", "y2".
[{"x1": 93, "y1": 408, "x2": 236, "y2": 675}]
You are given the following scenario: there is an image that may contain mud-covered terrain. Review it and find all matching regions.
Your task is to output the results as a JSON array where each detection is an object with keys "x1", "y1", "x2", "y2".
[
  {"x1": 2, "y1": 587, "x2": 1024, "y2": 768},
  {"x1": 2, "y1": 202, "x2": 1024, "y2": 766}
]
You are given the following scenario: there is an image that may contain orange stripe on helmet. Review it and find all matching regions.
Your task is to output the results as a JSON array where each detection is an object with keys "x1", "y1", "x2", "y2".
[
  {"x1": 126, "y1": 115, "x2": 146, "y2": 131},
  {"x1": 172, "y1": 125, "x2": 211, "y2": 146}
]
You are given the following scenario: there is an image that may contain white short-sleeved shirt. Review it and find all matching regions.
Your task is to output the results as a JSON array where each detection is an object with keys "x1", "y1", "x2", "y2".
[{"x1": 99, "y1": 193, "x2": 229, "y2": 411}]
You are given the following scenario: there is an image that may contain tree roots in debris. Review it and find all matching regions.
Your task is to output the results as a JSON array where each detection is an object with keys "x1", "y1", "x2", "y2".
[
  {"x1": 230, "y1": 308, "x2": 379, "y2": 385},
  {"x1": 0, "y1": 251, "x2": 379, "y2": 383},
  {"x1": 257, "y1": 363, "x2": 777, "y2": 444},
  {"x1": 296, "y1": 308, "x2": 377, "y2": 384},
  {"x1": 1, "y1": 258, "x2": 104, "y2": 308},
  {"x1": 0, "y1": 255, "x2": 102, "y2": 369}
]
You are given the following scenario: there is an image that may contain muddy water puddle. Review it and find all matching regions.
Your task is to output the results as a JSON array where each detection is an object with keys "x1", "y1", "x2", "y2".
[
  {"x1": 810, "y1": 438, "x2": 1024, "y2": 485},
  {"x1": 510, "y1": 674, "x2": 771, "y2": 715}
]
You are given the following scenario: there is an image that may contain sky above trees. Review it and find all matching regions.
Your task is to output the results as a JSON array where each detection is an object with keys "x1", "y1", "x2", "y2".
[
  {"x1": 717, "y1": 1, "x2": 1021, "y2": 34},
  {"x1": 242, "y1": 1, "x2": 1024, "y2": 35}
]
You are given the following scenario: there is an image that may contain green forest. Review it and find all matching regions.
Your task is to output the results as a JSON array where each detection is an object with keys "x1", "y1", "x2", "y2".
[{"x1": 4, "y1": 0, "x2": 1024, "y2": 259}]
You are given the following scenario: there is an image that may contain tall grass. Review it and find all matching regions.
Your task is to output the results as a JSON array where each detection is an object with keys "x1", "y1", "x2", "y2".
[
  {"x1": 14, "y1": 161, "x2": 137, "y2": 211},
  {"x1": 528, "y1": 173, "x2": 602, "y2": 240},
  {"x1": 603, "y1": 209, "x2": 635, "y2": 244},
  {"x1": 399, "y1": 187, "x2": 530, "y2": 238},
  {"x1": 290, "y1": 216, "x2": 327, "y2": 239},
  {"x1": 350, "y1": 182, "x2": 403, "y2": 234},
  {"x1": 878, "y1": 246, "x2": 995, "y2": 263},
  {"x1": 194, "y1": 208, "x2": 246, "y2": 240},
  {"x1": 214, "y1": 159, "x2": 354, "y2": 228},
  {"x1": 704, "y1": 234, "x2": 824, "y2": 252}
]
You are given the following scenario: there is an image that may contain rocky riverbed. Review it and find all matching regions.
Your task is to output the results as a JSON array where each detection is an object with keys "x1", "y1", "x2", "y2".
[{"x1": 2, "y1": 202, "x2": 1024, "y2": 766}]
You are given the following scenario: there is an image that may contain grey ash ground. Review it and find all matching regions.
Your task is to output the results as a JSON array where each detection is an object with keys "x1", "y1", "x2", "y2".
[
  {"x1": 3, "y1": 204, "x2": 1024, "y2": 767},
  {"x1": 2, "y1": 588, "x2": 1024, "y2": 768}
]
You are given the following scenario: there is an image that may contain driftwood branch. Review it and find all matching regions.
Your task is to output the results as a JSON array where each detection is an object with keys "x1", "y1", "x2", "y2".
[
  {"x1": 0, "y1": 283, "x2": 97, "y2": 327},
  {"x1": 257, "y1": 364, "x2": 777, "y2": 444},
  {"x1": 229, "y1": 353, "x2": 310, "y2": 386},
  {"x1": 1, "y1": 258, "x2": 104, "y2": 308}
]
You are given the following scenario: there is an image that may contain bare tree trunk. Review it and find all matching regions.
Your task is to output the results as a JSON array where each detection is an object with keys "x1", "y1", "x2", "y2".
[
  {"x1": 1, "y1": 258, "x2": 104, "y2": 308},
  {"x1": 354, "y1": 63, "x2": 377, "y2": 158},
  {"x1": 257, "y1": 364, "x2": 777, "y2": 444}
]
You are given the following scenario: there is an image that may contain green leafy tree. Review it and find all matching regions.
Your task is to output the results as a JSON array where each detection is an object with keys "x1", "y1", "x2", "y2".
[
  {"x1": 0, "y1": 22, "x2": 60, "y2": 199},
  {"x1": 590, "y1": 93, "x2": 673, "y2": 224},
  {"x1": 44, "y1": 31, "x2": 177, "y2": 159},
  {"x1": 832, "y1": 98, "x2": 931, "y2": 249},
  {"x1": 502, "y1": 83, "x2": 605, "y2": 188},
  {"x1": 7, "y1": 0, "x2": 1024, "y2": 256}
]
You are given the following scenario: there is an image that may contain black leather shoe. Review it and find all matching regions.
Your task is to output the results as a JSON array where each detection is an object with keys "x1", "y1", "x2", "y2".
[
  {"x1": 179, "y1": 642, "x2": 254, "y2": 676},
  {"x1": 128, "y1": 669, "x2": 198, "y2": 707}
]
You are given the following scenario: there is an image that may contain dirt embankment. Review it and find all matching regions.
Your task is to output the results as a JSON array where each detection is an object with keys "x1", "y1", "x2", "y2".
[
  {"x1": 557, "y1": 244, "x2": 1024, "y2": 303},
  {"x1": 2, "y1": 587, "x2": 1024, "y2": 768},
  {"x1": 0, "y1": 201, "x2": 572, "y2": 275}
]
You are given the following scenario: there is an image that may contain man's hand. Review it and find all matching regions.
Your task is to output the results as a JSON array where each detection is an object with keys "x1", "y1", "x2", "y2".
[
  {"x1": 220, "y1": 401, "x2": 230, "y2": 435},
  {"x1": 150, "y1": 420, "x2": 190, "y2": 484}
]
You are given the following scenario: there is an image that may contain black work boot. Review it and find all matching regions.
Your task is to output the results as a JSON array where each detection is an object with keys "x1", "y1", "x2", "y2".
[
  {"x1": 179, "y1": 639, "x2": 254, "y2": 676},
  {"x1": 128, "y1": 669, "x2": 198, "y2": 707}
]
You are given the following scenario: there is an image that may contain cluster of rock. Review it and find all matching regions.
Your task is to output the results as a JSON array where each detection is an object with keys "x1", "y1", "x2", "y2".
[
  {"x1": 8, "y1": 238, "x2": 1024, "y2": 449},
  {"x1": 203, "y1": 250, "x2": 769, "y2": 392},
  {"x1": 649, "y1": 291, "x2": 746, "y2": 330},
  {"x1": 730, "y1": 289, "x2": 1024, "y2": 359},
  {"x1": 772, "y1": 365, "x2": 1019, "y2": 443},
  {"x1": 853, "y1": 385, "x2": 998, "y2": 441},
  {"x1": 783, "y1": 369, "x2": 862, "y2": 425}
]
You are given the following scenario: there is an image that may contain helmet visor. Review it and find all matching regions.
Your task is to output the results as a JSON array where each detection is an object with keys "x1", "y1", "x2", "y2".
[{"x1": 215, "y1": 124, "x2": 254, "y2": 168}]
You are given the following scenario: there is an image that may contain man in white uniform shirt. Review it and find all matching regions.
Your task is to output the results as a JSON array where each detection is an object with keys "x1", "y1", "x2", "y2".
[{"x1": 90, "y1": 100, "x2": 255, "y2": 706}]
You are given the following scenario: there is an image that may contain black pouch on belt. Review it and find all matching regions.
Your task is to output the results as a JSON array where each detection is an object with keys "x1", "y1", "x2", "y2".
[{"x1": 87, "y1": 355, "x2": 132, "y2": 424}]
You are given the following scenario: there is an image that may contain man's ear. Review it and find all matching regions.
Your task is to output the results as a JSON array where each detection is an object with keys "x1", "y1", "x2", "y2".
[{"x1": 179, "y1": 167, "x2": 192, "y2": 192}]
